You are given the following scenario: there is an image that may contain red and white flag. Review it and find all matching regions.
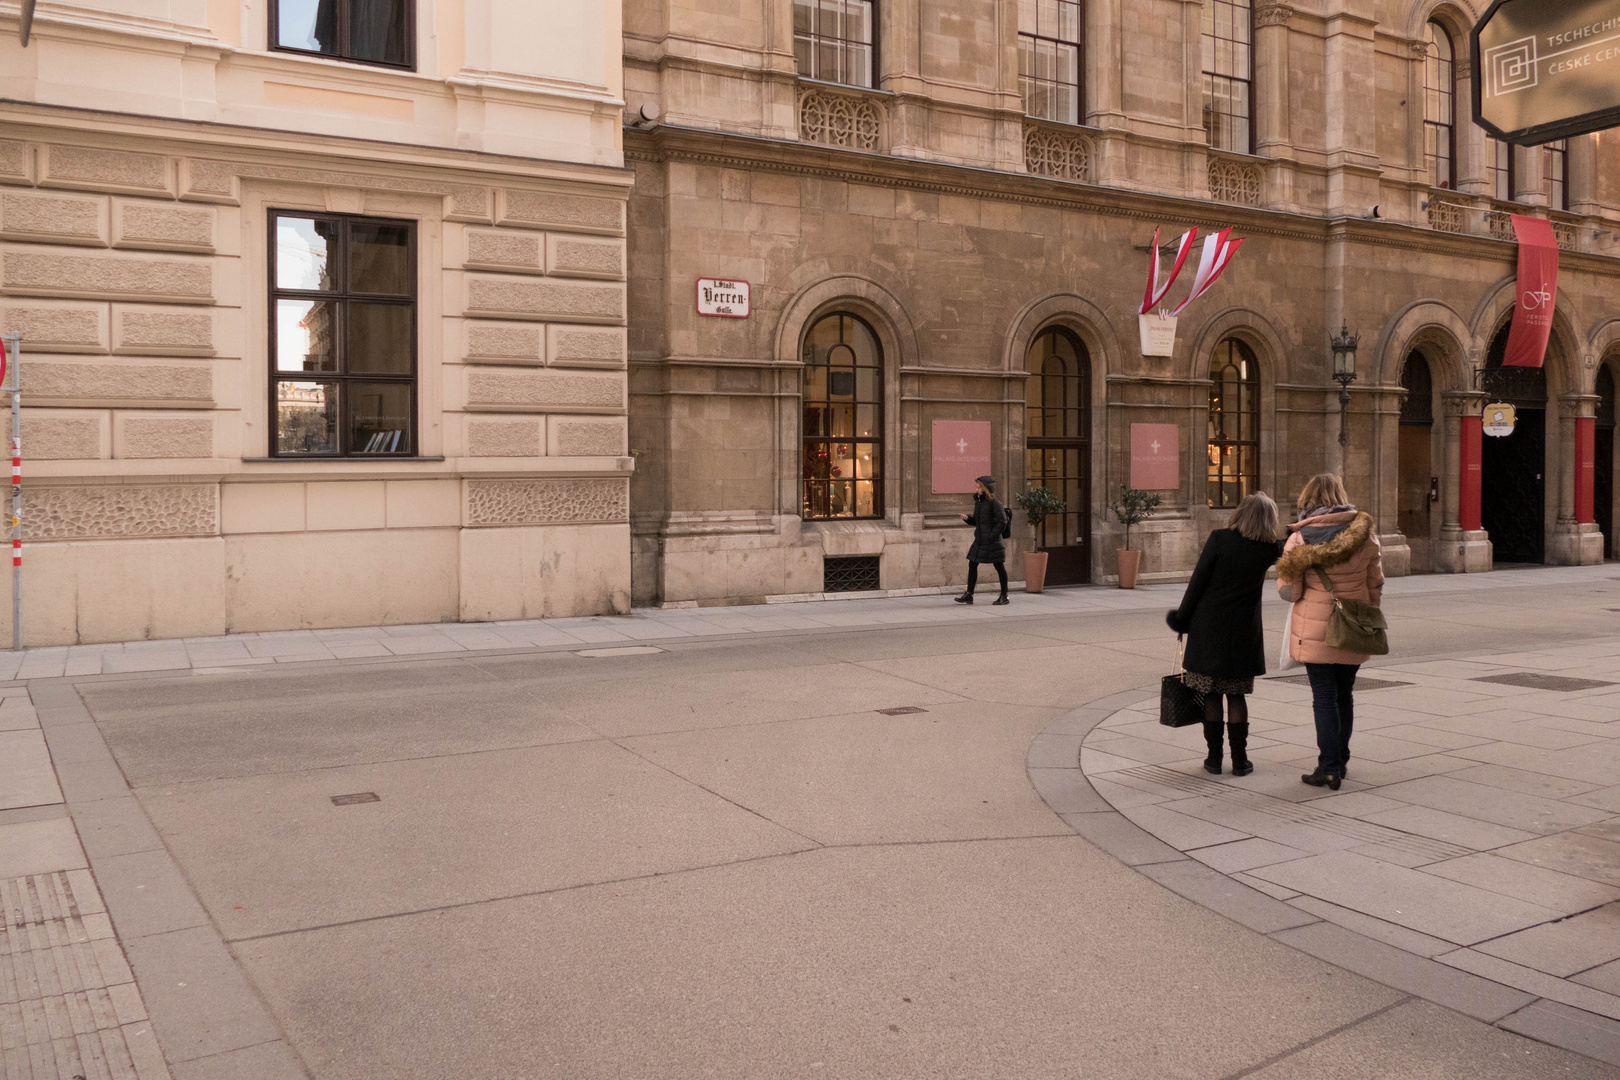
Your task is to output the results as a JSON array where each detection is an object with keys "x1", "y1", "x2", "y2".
[
  {"x1": 1138, "y1": 228, "x2": 1198, "y2": 316},
  {"x1": 1170, "y1": 229, "x2": 1244, "y2": 317}
]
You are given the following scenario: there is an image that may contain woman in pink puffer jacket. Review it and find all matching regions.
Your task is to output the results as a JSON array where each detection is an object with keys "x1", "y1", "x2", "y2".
[{"x1": 1277, "y1": 474, "x2": 1384, "y2": 791}]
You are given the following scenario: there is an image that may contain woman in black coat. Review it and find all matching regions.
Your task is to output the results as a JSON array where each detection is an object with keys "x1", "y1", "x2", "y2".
[
  {"x1": 955, "y1": 475, "x2": 1009, "y2": 605},
  {"x1": 1166, "y1": 492, "x2": 1285, "y2": 776}
]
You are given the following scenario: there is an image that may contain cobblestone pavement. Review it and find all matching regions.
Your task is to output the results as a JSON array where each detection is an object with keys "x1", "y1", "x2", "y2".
[{"x1": 1047, "y1": 636, "x2": 1620, "y2": 1067}]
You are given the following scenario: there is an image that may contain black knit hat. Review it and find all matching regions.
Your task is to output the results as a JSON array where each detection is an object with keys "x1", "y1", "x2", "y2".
[{"x1": 976, "y1": 475, "x2": 996, "y2": 493}]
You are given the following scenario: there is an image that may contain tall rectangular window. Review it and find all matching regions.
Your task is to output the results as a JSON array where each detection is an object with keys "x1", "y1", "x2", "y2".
[
  {"x1": 271, "y1": 213, "x2": 417, "y2": 457},
  {"x1": 1019, "y1": 0, "x2": 1083, "y2": 125},
  {"x1": 1545, "y1": 140, "x2": 1568, "y2": 211},
  {"x1": 1423, "y1": 22, "x2": 1456, "y2": 189},
  {"x1": 1488, "y1": 138, "x2": 1514, "y2": 201},
  {"x1": 793, "y1": 0, "x2": 875, "y2": 88},
  {"x1": 1202, "y1": 0, "x2": 1253, "y2": 153},
  {"x1": 272, "y1": 0, "x2": 412, "y2": 69}
]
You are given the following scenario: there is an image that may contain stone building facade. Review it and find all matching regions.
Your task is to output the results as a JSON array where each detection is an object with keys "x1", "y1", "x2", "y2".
[
  {"x1": 0, "y1": 0, "x2": 633, "y2": 644},
  {"x1": 622, "y1": 0, "x2": 1620, "y2": 607}
]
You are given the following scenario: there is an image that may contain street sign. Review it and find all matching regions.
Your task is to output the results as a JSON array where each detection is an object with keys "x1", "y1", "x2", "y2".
[
  {"x1": 1483, "y1": 402, "x2": 1518, "y2": 436},
  {"x1": 1472, "y1": 0, "x2": 1620, "y2": 145},
  {"x1": 695, "y1": 278, "x2": 750, "y2": 318}
]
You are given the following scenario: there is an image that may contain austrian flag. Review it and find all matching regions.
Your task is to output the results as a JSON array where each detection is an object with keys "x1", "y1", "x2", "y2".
[{"x1": 1137, "y1": 227, "x2": 1244, "y2": 317}]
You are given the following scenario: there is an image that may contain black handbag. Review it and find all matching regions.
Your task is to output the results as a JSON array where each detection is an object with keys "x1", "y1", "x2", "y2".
[{"x1": 1159, "y1": 635, "x2": 1205, "y2": 728}]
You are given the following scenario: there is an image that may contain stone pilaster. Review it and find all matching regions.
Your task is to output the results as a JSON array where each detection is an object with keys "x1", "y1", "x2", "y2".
[
  {"x1": 1435, "y1": 390, "x2": 1491, "y2": 572},
  {"x1": 1549, "y1": 394, "x2": 1605, "y2": 565}
]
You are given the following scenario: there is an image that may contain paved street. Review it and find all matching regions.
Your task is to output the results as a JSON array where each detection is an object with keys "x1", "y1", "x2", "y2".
[{"x1": 4, "y1": 566, "x2": 1620, "y2": 1078}]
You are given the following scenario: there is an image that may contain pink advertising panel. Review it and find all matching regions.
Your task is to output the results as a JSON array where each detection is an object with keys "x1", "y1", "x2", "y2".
[
  {"x1": 931, "y1": 420, "x2": 992, "y2": 494},
  {"x1": 1130, "y1": 423, "x2": 1180, "y2": 490}
]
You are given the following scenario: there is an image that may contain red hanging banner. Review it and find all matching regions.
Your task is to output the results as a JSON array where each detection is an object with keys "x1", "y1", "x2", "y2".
[
  {"x1": 1503, "y1": 215, "x2": 1559, "y2": 368},
  {"x1": 1577, "y1": 417, "x2": 1596, "y2": 524},
  {"x1": 1460, "y1": 416, "x2": 1483, "y2": 532}
]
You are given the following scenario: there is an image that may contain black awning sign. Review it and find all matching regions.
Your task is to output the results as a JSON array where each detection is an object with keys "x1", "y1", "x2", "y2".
[{"x1": 1472, "y1": 0, "x2": 1620, "y2": 144}]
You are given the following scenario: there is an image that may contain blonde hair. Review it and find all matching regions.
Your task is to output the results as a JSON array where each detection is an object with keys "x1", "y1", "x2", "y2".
[
  {"x1": 1229, "y1": 492, "x2": 1281, "y2": 543},
  {"x1": 1297, "y1": 474, "x2": 1351, "y2": 515}
]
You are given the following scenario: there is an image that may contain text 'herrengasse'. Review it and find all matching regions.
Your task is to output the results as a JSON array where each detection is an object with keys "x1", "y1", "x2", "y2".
[{"x1": 701, "y1": 282, "x2": 747, "y2": 309}]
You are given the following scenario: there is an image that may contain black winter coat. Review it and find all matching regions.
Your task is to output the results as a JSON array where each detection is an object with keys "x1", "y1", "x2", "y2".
[
  {"x1": 1166, "y1": 529, "x2": 1285, "y2": 679},
  {"x1": 965, "y1": 495, "x2": 1008, "y2": 563}
]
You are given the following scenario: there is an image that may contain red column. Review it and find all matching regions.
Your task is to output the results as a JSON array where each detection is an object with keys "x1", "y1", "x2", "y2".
[
  {"x1": 1577, "y1": 417, "x2": 1596, "y2": 523},
  {"x1": 1460, "y1": 416, "x2": 1483, "y2": 532}
]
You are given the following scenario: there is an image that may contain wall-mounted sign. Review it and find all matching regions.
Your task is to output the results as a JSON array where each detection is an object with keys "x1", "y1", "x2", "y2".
[
  {"x1": 1130, "y1": 423, "x2": 1180, "y2": 490},
  {"x1": 931, "y1": 420, "x2": 992, "y2": 494},
  {"x1": 1138, "y1": 314, "x2": 1179, "y2": 357},
  {"x1": 1472, "y1": 0, "x2": 1620, "y2": 145},
  {"x1": 696, "y1": 278, "x2": 750, "y2": 318},
  {"x1": 1483, "y1": 403, "x2": 1519, "y2": 436}
]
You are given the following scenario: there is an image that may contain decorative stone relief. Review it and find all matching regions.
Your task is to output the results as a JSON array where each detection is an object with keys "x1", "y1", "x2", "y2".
[
  {"x1": 0, "y1": 415, "x2": 101, "y2": 460},
  {"x1": 800, "y1": 90, "x2": 882, "y2": 152},
  {"x1": 466, "y1": 419, "x2": 542, "y2": 457},
  {"x1": 118, "y1": 417, "x2": 213, "y2": 458},
  {"x1": 40, "y1": 146, "x2": 171, "y2": 195},
  {"x1": 1023, "y1": 126, "x2": 1091, "y2": 182},
  {"x1": 0, "y1": 191, "x2": 106, "y2": 245},
  {"x1": 555, "y1": 421, "x2": 626, "y2": 457},
  {"x1": 467, "y1": 370, "x2": 624, "y2": 410},
  {"x1": 27, "y1": 362, "x2": 211, "y2": 404},
  {"x1": 1552, "y1": 221, "x2": 1579, "y2": 252},
  {"x1": 27, "y1": 484, "x2": 217, "y2": 540},
  {"x1": 497, "y1": 190, "x2": 625, "y2": 234},
  {"x1": 1, "y1": 252, "x2": 212, "y2": 302},
  {"x1": 0, "y1": 141, "x2": 28, "y2": 183},
  {"x1": 465, "y1": 277, "x2": 624, "y2": 323},
  {"x1": 1208, "y1": 157, "x2": 1261, "y2": 206},
  {"x1": 1427, "y1": 197, "x2": 1466, "y2": 234},
  {"x1": 113, "y1": 309, "x2": 214, "y2": 355},
  {"x1": 112, "y1": 201, "x2": 214, "y2": 252},
  {"x1": 546, "y1": 236, "x2": 625, "y2": 280},
  {"x1": 0, "y1": 304, "x2": 106, "y2": 352},
  {"x1": 1254, "y1": 4, "x2": 1295, "y2": 28},
  {"x1": 549, "y1": 326, "x2": 627, "y2": 368},
  {"x1": 466, "y1": 324, "x2": 545, "y2": 363},
  {"x1": 1485, "y1": 209, "x2": 1514, "y2": 242},
  {"x1": 466, "y1": 478, "x2": 628, "y2": 526},
  {"x1": 466, "y1": 229, "x2": 543, "y2": 271}
]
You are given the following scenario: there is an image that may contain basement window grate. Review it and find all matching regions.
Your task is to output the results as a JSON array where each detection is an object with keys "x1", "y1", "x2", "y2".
[
  {"x1": 1471, "y1": 673, "x2": 1616, "y2": 692},
  {"x1": 824, "y1": 555, "x2": 881, "y2": 593}
]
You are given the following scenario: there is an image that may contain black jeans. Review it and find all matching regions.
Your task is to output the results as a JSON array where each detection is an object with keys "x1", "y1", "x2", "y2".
[
  {"x1": 967, "y1": 560, "x2": 1008, "y2": 595},
  {"x1": 1305, "y1": 662, "x2": 1359, "y2": 775}
]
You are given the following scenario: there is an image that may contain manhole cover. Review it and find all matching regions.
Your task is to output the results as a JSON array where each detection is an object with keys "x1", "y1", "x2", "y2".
[
  {"x1": 876, "y1": 706, "x2": 928, "y2": 716},
  {"x1": 330, "y1": 792, "x2": 380, "y2": 806},
  {"x1": 1472, "y1": 672, "x2": 1616, "y2": 692},
  {"x1": 1271, "y1": 675, "x2": 1412, "y2": 692}
]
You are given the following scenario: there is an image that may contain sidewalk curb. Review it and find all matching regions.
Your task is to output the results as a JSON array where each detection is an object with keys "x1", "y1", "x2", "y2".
[{"x1": 1025, "y1": 687, "x2": 1620, "y2": 1070}]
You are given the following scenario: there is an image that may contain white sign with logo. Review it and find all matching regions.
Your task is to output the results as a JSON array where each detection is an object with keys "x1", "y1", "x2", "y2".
[
  {"x1": 696, "y1": 278, "x2": 751, "y2": 318},
  {"x1": 1483, "y1": 402, "x2": 1518, "y2": 437},
  {"x1": 1138, "y1": 313, "x2": 1178, "y2": 357}
]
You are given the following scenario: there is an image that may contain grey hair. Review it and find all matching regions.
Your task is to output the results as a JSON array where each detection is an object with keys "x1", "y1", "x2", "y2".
[{"x1": 1229, "y1": 492, "x2": 1282, "y2": 543}]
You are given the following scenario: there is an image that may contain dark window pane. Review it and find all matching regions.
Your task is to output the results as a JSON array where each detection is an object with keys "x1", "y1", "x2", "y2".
[
  {"x1": 278, "y1": 0, "x2": 337, "y2": 53},
  {"x1": 276, "y1": 218, "x2": 337, "y2": 291},
  {"x1": 346, "y1": 303, "x2": 413, "y2": 374},
  {"x1": 349, "y1": 381, "x2": 412, "y2": 454},
  {"x1": 350, "y1": 0, "x2": 409, "y2": 64},
  {"x1": 349, "y1": 221, "x2": 412, "y2": 295},
  {"x1": 277, "y1": 381, "x2": 338, "y2": 454},
  {"x1": 277, "y1": 300, "x2": 338, "y2": 373}
]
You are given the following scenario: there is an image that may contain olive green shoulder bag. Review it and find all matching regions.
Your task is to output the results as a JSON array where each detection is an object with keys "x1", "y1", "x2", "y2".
[{"x1": 1314, "y1": 567, "x2": 1389, "y2": 656}]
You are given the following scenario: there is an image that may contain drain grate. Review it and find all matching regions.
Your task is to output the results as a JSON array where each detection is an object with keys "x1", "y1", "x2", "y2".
[
  {"x1": 330, "y1": 792, "x2": 380, "y2": 806},
  {"x1": 825, "y1": 555, "x2": 881, "y2": 593},
  {"x1": 1471, "y1": 672, "x2": 1617, "y2": 692},
  {"x1": 1271, "y1": 675, "x2": 1412, "y2": 692},
  {"x1": 877, "y1": 706, "x2": 927, "y2": 716}
]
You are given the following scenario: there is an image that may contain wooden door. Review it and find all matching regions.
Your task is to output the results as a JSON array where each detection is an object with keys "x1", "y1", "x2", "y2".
[{"x1": 1025, "y1": 329, "x2": 1091, "y2": 586}]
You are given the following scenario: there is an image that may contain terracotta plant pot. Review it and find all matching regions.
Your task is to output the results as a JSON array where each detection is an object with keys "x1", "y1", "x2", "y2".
[
  {"x1": 1024, "y1": 550, "x2": 1049, "y2": 594},
  {"x1": 1117, "y1": 548, "x2": 1142, "y2": 589}
]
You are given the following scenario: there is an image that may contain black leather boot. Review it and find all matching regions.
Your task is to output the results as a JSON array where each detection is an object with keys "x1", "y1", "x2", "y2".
[
  {"x1": 954, "y1": 592, "x2": 974, "y2": 604},
  {"x1": 993, "y1": 592, "x2": 1009, "y2": 605},
  {"x1": 1201, "y1": 721, "x2": 1224, "y2": 775},
  {"x1": 1227, "y1": 721, "x2": 1253, "y2": 777}
]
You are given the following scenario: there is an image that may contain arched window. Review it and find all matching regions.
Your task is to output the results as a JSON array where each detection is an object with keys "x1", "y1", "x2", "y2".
[
  {"x1": 1024, "y1": 328, "x2": 1091, "y2": 551},
  {"x1": 1424, "y1": 21, "x2": 1456, "y2": 189},
  {"x1": 802, "y1": 313, "x2": 882, "y2": 519},
  {"x1": 1207, "y1": 339, "x2": 1259, "y2": 509},
  {"x1": 1202, "y1": 0, "x2": 1253, "y2": 153}
]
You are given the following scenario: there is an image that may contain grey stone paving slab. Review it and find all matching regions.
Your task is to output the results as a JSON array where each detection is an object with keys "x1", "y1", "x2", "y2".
[
  {"x1": 169, "y1": 1040, "x2": 306, "y2": 1080},
  {"x1": 1422, "y1": 852, "x2": 1620, "y2": 913},
  {"x1": 1188, "y1": 836, "x2": 1311, "y2": 874},
  {"x1": 68, "y1": 796, "x2": 168, "y2": 862},
  {"x1": 1284, "y1": 895, "x2": 1461, "y2": 959},
  {"x1": 0, "y1": 818, "x2": 86, "y2": 878},
  {"x1": 122, "y1": 928, "x2": 284, "y2": 1065},
  {"x1": 1574, "y1": 960, "x2": 1620, "y2": 997},
  {"x1": 1499, "y1": 1000, "x2": 1620, "y2": 1070},
  {"x1": 1058, "y1": 811, "x2": 1185, "y2": 866},
  {"x1": 94, "y1": 850, "x2": 212, "y2": 940},
  {"x1": 1361, "y1": 803, "x2": 1540, "y2": 850},
  {"x1": 1476, "y1": 904, "x2": 1620, "y2": 978},
  {"x1": 1449, "y1": 763, "x2": 1605, "y2": 800},
  {"x1": 1024, "y1": 768, "x2": 1110, "y2": 815},
  {"x1": 1373, "y1": 775, "x2": 1611, "y2": 836},
  {"x1": 1121, "y1": 803, "x2": 1250, "y2": 850},
  {"x1": 0, "y1": 729, "x2": 62, "y2": 810},
  {"x1": 1439, "y1": 950, "x2": 1620, "y2": 1022},
  {"x1": 1498, "y1": 832, "x2": 1620, "y2": 888},
  {"x1": 1136, "y1": 859, "x2": 1320, "y2": 934}
]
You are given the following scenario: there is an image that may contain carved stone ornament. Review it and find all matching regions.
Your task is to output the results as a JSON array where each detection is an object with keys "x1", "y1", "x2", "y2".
[
  {"x1": 1454, "y1": 59, "x2": 1473, "y2": 80},
  {"x1": 799, "y1": 89, "x2": 882, "y2": 152},
  {"x1": 1208, "y1": 157, "x2": 1262, "y2": 207},
  {"x1": 1024, "y1": 126, "x2": 1091, "y2": 182},
  {"x1": 28, "y1": 484, "x2": 217, "y2": 540},
  {"x1": 1411, "y1": 39, "x2": 1432, "y2": 60},
  {"x1": 1427, "y1": 197, "x2": 1467, "y2": 235},
  {"x1": 466, "y1": 478, "x2": 629, "y2": 526},
  {"x1": 1254, "y1": 4, "x2": 1295, "y2": 28}
]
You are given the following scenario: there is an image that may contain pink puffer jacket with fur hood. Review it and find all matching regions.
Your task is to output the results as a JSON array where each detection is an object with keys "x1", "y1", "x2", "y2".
[{"x1": 1277, "y1": 509, "x2": 1384, "y2": 665}]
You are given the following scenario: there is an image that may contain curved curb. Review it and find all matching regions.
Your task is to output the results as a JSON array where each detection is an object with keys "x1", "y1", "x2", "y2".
[{"x1": 1025, "y1": 690, "x2": 1620, "y2": 1071}]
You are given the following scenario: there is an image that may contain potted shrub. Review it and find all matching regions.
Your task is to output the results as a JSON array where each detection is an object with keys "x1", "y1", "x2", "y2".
[
  {"x1": 1109, "y1": 484, "x2": 1162, "y2": 589},
  {"x1": 1014, "y1": 486, "x2": 1066, "y2": 594}
]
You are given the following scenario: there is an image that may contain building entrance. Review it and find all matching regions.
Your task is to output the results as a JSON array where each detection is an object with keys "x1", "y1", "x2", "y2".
[
  {"x1": 1598, "y1": 365, "x2": 1615, "y2": 560},
  {"x1": 1480, "y1": 329, "x2": 1547, "y2": 565},
  {"x1": 1024, "y1": 328, "x2": 1092, "y2": 586},
  {"x1": 1397, "y1": 352, "x2": 1435, "y2": 572}
]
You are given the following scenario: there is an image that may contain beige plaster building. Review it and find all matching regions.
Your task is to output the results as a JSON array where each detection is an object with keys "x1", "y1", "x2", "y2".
[
  {"x1": 0, "y1": 0, "x2": 634, "y2": 645},
  {"x1": 623, "y1": 0, "x2": 1620, "y2": 607}
]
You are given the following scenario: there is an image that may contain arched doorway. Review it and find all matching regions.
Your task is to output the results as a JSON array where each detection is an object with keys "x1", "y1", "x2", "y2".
[
  {"x1": 1480, "y1": 324, "x2": 1548, "y2": 564},
  {"x1": 1598, "y1": 363, "x2": 1615, "y2": 560},
  {"x1": 1024, "y1": 327, "x2": 1091, "y2": 585},
  {"x1": 1398, "y1": 352, "x2": 1436, "y2": 572},
  {"x1": 801, "y1": 313, "x2": 883, "y2": 520},
  {"x1": 1206, "y1": 339, "x2": 1259, "y2": 509}
]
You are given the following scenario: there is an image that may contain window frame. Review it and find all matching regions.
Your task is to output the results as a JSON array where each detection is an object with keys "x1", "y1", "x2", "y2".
[
  {"x1": 1544, "y1": 139, "x2": 1569, "y2": 212},
  {"x1": 1024, "y1": 327, "x2": 1091, "y2": 550},
  {"x1": 1018, "y1": 0, "x2": 1084, "y2": 126},
  {"x1": 1488, "y1": 137, "x2": 1515, "y2": 202},
  {"x1": 1201, "y1": 0, "x2": 1255, "y2": 155},
  {"x1": 268, "y1": 210, "x2": 420, "y2": 459},
  {"x1": 792, "y1": 0, "x2": 878, "y2": 90},
  {"x1": 800, "y1": 312, "x2": 884, "y2": 521},
  {"x1": 1206, "y1": 338, "x2": 1260, "y2": 510},
  {"x1": 1423, "y1": 21, "x2": 1457, "y2": 190},
  {"x1": 268, "y1": 0, "x2": 416, "y2": 72}
]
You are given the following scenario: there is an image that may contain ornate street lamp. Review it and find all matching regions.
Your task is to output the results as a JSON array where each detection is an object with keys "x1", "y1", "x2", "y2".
[{"x1": 1331, "y1": 324, "x2": 1360, "y2": 449}]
